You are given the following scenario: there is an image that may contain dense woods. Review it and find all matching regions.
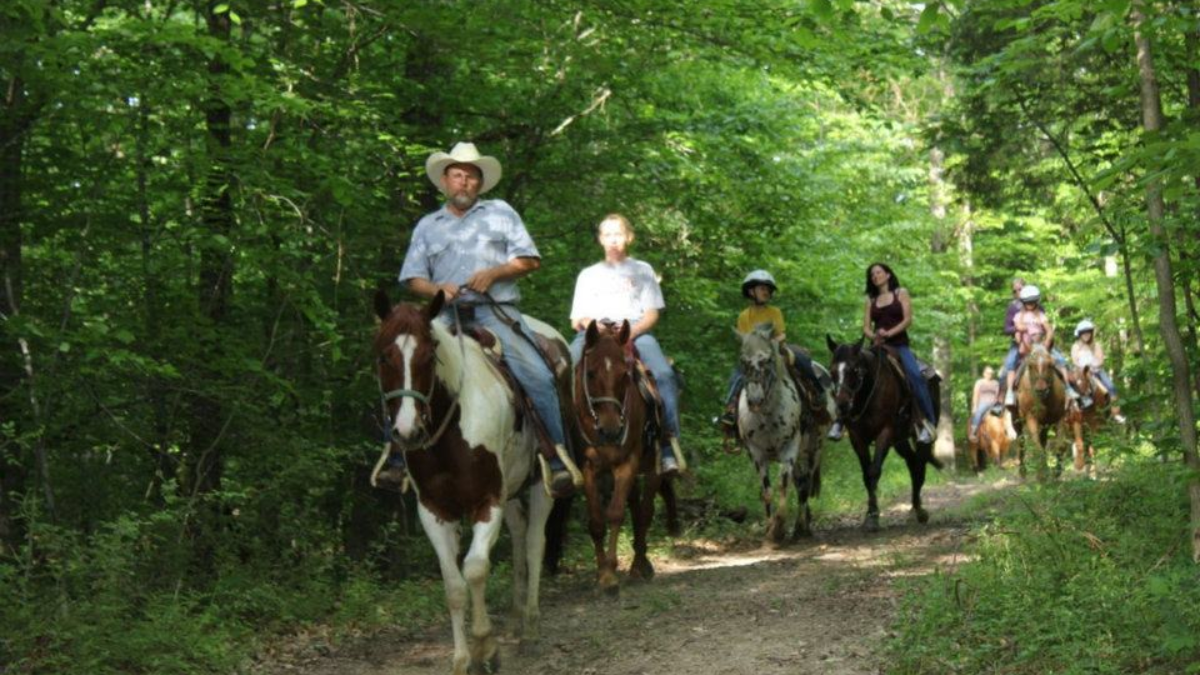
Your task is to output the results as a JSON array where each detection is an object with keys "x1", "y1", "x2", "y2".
[{"x1": 3, "y1": 1, "x2": 1200, "y2": 673}]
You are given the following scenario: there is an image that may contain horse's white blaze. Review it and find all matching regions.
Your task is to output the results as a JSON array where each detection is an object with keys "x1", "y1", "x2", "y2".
[
  {"x1": 836, "y1": 362, "x2": 846, "y2": 388},
  {"x1": 393, "y1": 334, "x2": 420, "y2": 438},
  {"x1": 605, "y1": 357, "x2": 612, "y2": 373}
]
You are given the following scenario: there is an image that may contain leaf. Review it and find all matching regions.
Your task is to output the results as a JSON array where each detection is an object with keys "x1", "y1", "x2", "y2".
[
  {"x1": 229, "y1": 11, "x2": 241, "y2": 24},
  {"x1": 213, "y1": 3, "x2": 229, "y2": 13},
  {"x1": 916, "y1": 3, "x2": 940, "y2": 34},
  {"x1": 58, "y1": 342, "x2": 71, "y2": 353},
  {"x1": 293, "y1": 0, "x2": 308, "y2": 6}
]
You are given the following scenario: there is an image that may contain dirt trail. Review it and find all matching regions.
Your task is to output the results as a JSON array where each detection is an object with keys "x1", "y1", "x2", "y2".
[{"x1": 259, "y1": 479, "x2": 1008, "y2": 675}]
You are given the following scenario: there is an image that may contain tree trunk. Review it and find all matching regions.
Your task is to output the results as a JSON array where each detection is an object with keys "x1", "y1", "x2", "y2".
[
  {"x1": 928, "y1": 146, "x2": 956, "y2": 468},
  {"x1": 184, "y1": 3, "x2": 235, "y2": 502},
  {"x1": 960, "y1": 202, "x2": 977, "y2": 379},
  {"x1": 0, "y1": 72, "x2": 30, "y2": 550},
  {"x1": 1132, "y1": 2, "x2": 1200, "y2": 562}
]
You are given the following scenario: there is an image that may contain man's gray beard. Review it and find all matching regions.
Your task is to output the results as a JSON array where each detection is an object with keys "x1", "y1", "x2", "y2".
[{"x1": 449, "y1": 192, "x2": 477, "y2": 211}]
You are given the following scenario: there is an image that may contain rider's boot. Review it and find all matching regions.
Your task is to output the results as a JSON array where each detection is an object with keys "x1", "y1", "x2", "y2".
[{"x1": 916, "y1": 419, "x2": 935, "y2": 444}]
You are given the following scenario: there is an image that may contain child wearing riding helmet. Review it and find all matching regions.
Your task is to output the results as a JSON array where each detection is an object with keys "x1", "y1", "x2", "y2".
[
  {"x1": 1004, "y1": 285, "x2": 1082, "y2": 407},
  {"x1": 719, "y1": 270, "x2": 826, "y2": 430},
  {"x1": 1071, "y1": 319, "x2": 1126, "y2": 423}
]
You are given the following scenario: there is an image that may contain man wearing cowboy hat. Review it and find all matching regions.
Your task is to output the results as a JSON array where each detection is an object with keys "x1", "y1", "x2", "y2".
[{"x1": 394, "y1": 142, "x2": 578, "y2": 497}]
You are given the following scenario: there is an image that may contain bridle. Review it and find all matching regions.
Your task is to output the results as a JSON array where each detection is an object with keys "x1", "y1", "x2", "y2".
[
  {"x1": 578, "y1": 347, "x2": 634, "y2": 447},
  {"x1": 834, "y1": 347, "x2": 882, "y2": 423},
  {"x1": 376, "y1": 304, "x2": 469, "y2": 452}
]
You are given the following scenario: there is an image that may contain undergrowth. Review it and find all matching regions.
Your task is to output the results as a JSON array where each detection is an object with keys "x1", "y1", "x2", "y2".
[{"x1": 888, "y1": 460, "x2": 1200, "y2": 675}]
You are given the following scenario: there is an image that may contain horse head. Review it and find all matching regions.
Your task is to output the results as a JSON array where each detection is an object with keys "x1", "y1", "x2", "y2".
[
  {"x1": 826, "y1": 334, "x2": 869, "y2": 420},
  {"x1": 1025, "y1": 344, "x2": 1056, "y2": 399},
  {"x1": 579, "y1": 319, "x2": 634, "y2": 446},
  {"x1": 373, "y1": 289, "x2": 446, "y2": 449},
  {"x1": 740, "y1": 323, "x2": 785, "y2": 411}
]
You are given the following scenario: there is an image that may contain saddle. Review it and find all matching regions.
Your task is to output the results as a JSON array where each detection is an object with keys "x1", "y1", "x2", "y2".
[
  {"x1": 782, "y1": 347, "x2": 832, "y2": 426},
  {"x1": 447, "y1": 323, "x2": 571, "y2": 463}
]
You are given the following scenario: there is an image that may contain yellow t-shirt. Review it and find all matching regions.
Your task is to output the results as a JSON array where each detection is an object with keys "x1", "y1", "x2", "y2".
[{"x1": 737, "y1": 305, "x2": 785, "y2": 337}]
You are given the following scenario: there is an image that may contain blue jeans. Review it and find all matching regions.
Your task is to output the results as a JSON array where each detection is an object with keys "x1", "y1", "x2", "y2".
[
  {"x1": 970, "y1": 400, "x2": 995, "y2": 435},
  {"x1": 1092, "y1": 368, "x2": 1117, "y2": 397},
  {"x1": 724, "y1": 366, "x2": 743, "y2": 405},
  {"x1": 571, "y1": 331, "x2": 680, "y2": 457},
  {"x1": 998, "y1": 343, "x2": 1019, "y2": 381},
  {"x1": 893, "y1": 344, "x2": 938, "y2": 425},
  {"x1": 442, "y1": 305, "x2": 566, "y2": 446}
]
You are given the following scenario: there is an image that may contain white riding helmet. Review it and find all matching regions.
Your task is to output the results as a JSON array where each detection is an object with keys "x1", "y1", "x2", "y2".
[
  {"x1": 741, "y1": 270, "x2": 778, "y2": 298},
  {"x1": 1075, "y1": 319, "x2": 1096, "y2": 337},
  {"x1": 1018, "y1": 285, "x2": 1041, "y2": 304}
]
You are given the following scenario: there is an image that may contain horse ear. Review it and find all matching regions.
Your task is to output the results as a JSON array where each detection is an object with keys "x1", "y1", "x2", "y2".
[
  {"x1": 374, "y1": 289, "x2": 393, "y2": 322},
  {"x1": 585, "y1": 320, "x2": 600, "y2": 349},
  {"x1": 618, "y1": 319, "x2": 631, "y2": 345},
  {"x1": 426, "y1": 290, "x2": 445, "y2": 321},
  {"x1": 826, "y1": 333, "x2": 838, "y2": 355}
]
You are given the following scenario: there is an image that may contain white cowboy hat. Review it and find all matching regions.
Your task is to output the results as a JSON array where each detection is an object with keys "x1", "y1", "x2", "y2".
[{"x1": 425, "y1": 142, "x2": 502, "y2": 194}]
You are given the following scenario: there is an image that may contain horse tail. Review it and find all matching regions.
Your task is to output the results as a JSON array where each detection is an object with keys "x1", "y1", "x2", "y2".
[
  {"x1": 659, "y1": 478, "x2": 681, "y2": 537},
  {"x1": 543, "y1": 494, "x2": 575, "y2": 575}
]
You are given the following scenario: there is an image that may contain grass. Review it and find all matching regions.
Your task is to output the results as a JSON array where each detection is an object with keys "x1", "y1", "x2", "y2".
[{"x1": 886, "y1": 459, "x2": 1200, "y2": 675}]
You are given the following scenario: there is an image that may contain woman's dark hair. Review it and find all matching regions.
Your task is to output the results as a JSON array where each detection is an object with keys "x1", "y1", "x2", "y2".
[{"x1": 865, "y1": 262, "x2": 900, "y2": 298}]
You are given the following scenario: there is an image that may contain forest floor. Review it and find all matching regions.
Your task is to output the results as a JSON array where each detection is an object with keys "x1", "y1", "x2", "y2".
[{"x1": 253, "y1": 477, "x2": 1012, "y2": 675}]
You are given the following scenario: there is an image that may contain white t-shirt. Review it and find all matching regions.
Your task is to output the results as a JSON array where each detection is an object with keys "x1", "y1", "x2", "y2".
[{"x1": 570, "y1": 258, "x2": 664, "y2": 325}]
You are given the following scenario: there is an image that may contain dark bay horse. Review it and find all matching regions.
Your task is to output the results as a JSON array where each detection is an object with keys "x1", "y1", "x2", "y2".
[
  {"x1": 373, "y1": 290, "x2": 565, "y2": 675},
  {"x1": 1014, "y1": 344, "x2": 1069, "y2": 480},
  {"x1": 827, "y1": 336, "x2": 942, "y2": 531},
  {"x1": 1068, "y1": 364, "x2": 1109, "y2": 473},
  {"x1": 574, "y1": 320, "x2": 670, "y2": 593}
]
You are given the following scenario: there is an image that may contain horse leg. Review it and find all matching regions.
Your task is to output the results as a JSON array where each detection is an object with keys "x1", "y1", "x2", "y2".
[
  {"x1": 502, "y1": 500, "x2": 528, "y2": 632},
  {"x1": 417, "y1": 505, "x2": 470, "y2": 675},
  {"x1": 1072, "y1": 420, "x2": 1085, "y2": 472},
  {"x1": 520, "y1": 485, "x2": 551, "y2": 641},
  {"x1": 629, "y1": 472, "x2": 659, "y2": 581},
  {"x1": 602, "y1": 461, "x2": 638, "y2": 594},
  {"x1": 895, "y1": 438, "x2": 929, "y2": 524},
  {"x1": 463, "y1": 505, "x2": 504, "y2": 674},
  {"x1": 769, "y1": 455, "x2": 794, "y2": 546},
  {"x1": 752, "y1": 452, "x2": 776, "y2": 537},
  {"x1": 583, "y1": 463, "x2": 614, "y2": 594},
  {"x1": 791, "y1": 438, "x2": 818, "y2": 540}
]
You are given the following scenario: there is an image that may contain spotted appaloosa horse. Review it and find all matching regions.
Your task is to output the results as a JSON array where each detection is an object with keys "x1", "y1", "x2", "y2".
[
  {"x1": 373, "y1": 290, "x2": 564, "y2": 675},
  {"x1": 827, "y1": 336, "x2": 942, "y2": 531},
  {"x1": 1013, "y1": 344, "x2": 1069, "y2": 480},
  {"x1": 575, "y1": 320, "x2": 672, "y2": 593},
  {"x1": 737, "y1": 325, "x2": 830, "y2": 543},
  {"x1": 1068, "y1": 364, "x2": 1109, "y2": 473}
]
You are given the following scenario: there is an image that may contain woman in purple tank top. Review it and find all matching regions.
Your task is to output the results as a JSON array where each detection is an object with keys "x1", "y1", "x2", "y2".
[{"x1": 861, "y1": 262, "x2": 938, "y2": 443}]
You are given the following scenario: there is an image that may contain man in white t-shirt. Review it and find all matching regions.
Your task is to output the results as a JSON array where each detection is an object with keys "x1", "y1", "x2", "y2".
[{"x1": 569, "y1": 214, "x2": 683, "y2": 474}]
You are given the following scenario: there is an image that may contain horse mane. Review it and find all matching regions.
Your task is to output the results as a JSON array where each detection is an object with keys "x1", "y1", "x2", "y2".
[
  {"x1": 374, "y1": 302, "x2": 493, "y2": 400},
  {"x1": 740, "y1": 329, "x2": 787, "y2": 375}
]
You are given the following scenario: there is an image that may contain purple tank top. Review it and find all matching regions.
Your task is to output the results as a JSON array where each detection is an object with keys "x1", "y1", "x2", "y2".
[{"x1": 871, "y1": 295, "x2": 909, "y2": 346}]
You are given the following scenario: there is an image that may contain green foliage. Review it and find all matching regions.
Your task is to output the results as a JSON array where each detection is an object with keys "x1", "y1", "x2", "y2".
[{"x1": 889, "y1": 461, "x2": 1200, "y2": 674}]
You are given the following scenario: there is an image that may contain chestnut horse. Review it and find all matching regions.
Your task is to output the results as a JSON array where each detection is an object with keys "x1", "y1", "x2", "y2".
[
  {"x1": 1013, "y1": 344, "x2": 1069, "y2": 480},
  {"x1": 373, "y1": 290, "x2": 566, "y2": 675},
  {"x1": 971, "y1": 409, "x2": 1012, "y2": 471},
  {"x1": 575, "y1": 320, "x2": 669, "y2": 593},
  {"x1": 827, "y1": 336, "x2": 942, "y2": 531},
  {"x1": 1068, "y1": 364, "x2": 1109, "y2": 473}
]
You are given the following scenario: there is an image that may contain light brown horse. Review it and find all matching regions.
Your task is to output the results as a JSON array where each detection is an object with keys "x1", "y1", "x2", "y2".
[
  {"x1": 373, "y1": 290, "x2": 567, "y2": 675},
  {"x1": 574, "y1": 320, "x2": 667, "y2": 594},
  {"x1": 1068, "y1": 365, "x2": 1110, "y2": 473},
  {"x1": 971, "y1": 410, "x2": 1012, "y2": 471},
  {"x1": 1014, "y1": 345, "x2": 1070, "y2": 480}
]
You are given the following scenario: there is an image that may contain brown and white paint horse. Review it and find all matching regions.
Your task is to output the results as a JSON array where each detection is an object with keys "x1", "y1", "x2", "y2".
[
  {"x1": 1068, "y1": 364, "x2": 1109, "y2": 473},
  {"x1": 575, "y1": 320, "x2": 666, "y2": 593},
  {"x1": 373, "y1": 289, "x2": 559, "y2": 675}
]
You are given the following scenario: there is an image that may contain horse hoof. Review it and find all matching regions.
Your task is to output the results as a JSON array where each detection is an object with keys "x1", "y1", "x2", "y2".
[
  {"x1": 629, "y1": 556, "x2": 655, "y2": 581},
  {"x1": 915, "y1": 508, "x2": 930, "y2": 524},
  {"x1": 598, "y1": 570, "x2": 620, "y2": 596},
  {"x1": 862, "y1": 514, "x2": 880, "y2": 532}
]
